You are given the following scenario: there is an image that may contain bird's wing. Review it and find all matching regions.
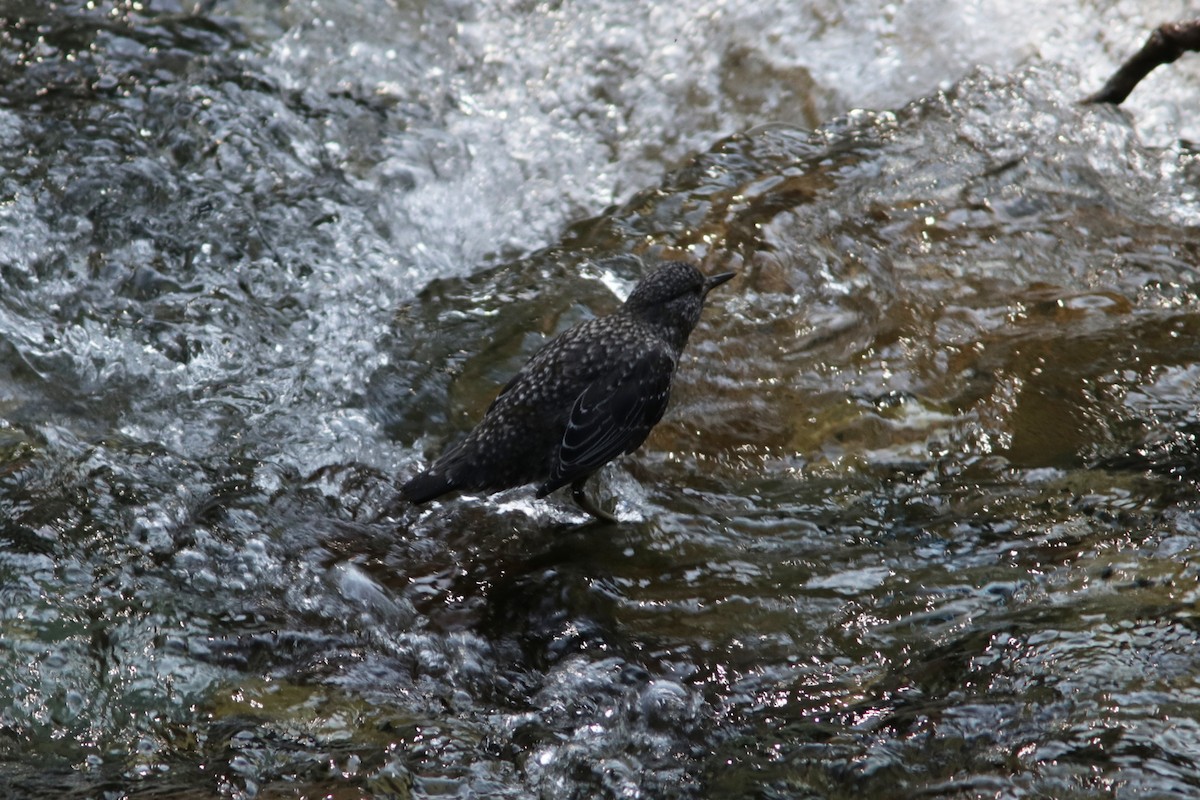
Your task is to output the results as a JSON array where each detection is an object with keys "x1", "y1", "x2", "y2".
[{"x1": 537, "y1": 347, "x2": 674, "y2": 497}]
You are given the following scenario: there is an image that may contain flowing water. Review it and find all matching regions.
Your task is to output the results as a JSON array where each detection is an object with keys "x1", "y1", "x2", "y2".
[{"x1": 3, "y1": 1, "x2": 1200, "y2": 798}]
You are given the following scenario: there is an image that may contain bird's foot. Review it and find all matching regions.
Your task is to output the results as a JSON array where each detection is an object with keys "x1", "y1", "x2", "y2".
[{"x1": 571, "y1": 480, "x2": 619, "y2": 524}]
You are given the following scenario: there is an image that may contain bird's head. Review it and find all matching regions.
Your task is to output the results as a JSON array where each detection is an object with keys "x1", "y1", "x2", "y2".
[{"x1": 623, "y1": 261, "x2": 735, "y2": 349}]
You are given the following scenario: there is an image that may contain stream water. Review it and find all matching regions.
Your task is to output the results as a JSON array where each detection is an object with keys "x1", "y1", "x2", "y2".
[{"x1": 3, "y1": 1, "x2": 1200, "y2": 798}]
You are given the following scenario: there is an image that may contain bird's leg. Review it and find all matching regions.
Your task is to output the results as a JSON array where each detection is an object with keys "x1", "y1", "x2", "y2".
[{"x1": 571, "y1": 478, "x2": 618, "y2": 524}]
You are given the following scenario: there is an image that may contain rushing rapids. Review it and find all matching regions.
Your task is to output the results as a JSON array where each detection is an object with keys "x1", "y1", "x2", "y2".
[{"x1": 2, "y1": 2, "x2": 1200, "y2": 797}]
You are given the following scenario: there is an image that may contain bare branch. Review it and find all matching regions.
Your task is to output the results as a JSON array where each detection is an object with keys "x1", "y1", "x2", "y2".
[{"x1": 1084, "y1": 20, "x2": 1200, "y2": 105}]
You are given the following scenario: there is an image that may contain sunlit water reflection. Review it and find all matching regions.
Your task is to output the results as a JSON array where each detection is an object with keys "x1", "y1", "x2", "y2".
[{"x1": 2, "y1": 1, "x2": 1200, "y2": 798}]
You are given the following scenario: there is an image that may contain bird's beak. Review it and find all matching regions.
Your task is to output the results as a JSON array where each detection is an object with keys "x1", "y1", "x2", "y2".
[{"x1": 703, "y1": 271, "x2": 736, "y2": 294}]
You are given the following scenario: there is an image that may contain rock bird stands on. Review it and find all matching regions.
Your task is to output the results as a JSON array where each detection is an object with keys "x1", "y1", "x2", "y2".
[{"x1": 401, "y1": 261, "x2": 735, "y2": 521}]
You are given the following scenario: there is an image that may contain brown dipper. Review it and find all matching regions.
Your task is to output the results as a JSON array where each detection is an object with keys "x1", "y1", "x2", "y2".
[{"x1": 402, "y1": 261, "x2": 735, "y2": 521}]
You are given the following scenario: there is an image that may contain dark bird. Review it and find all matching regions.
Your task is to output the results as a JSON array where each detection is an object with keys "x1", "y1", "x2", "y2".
[{"x1": 401, "y1": 260, "x2": 735, "y2": 521}]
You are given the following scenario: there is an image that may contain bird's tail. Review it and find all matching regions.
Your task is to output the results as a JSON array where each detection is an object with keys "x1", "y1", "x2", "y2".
[{"x1": 400, "y1": 469, "x2": 458, "y2": 504}]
